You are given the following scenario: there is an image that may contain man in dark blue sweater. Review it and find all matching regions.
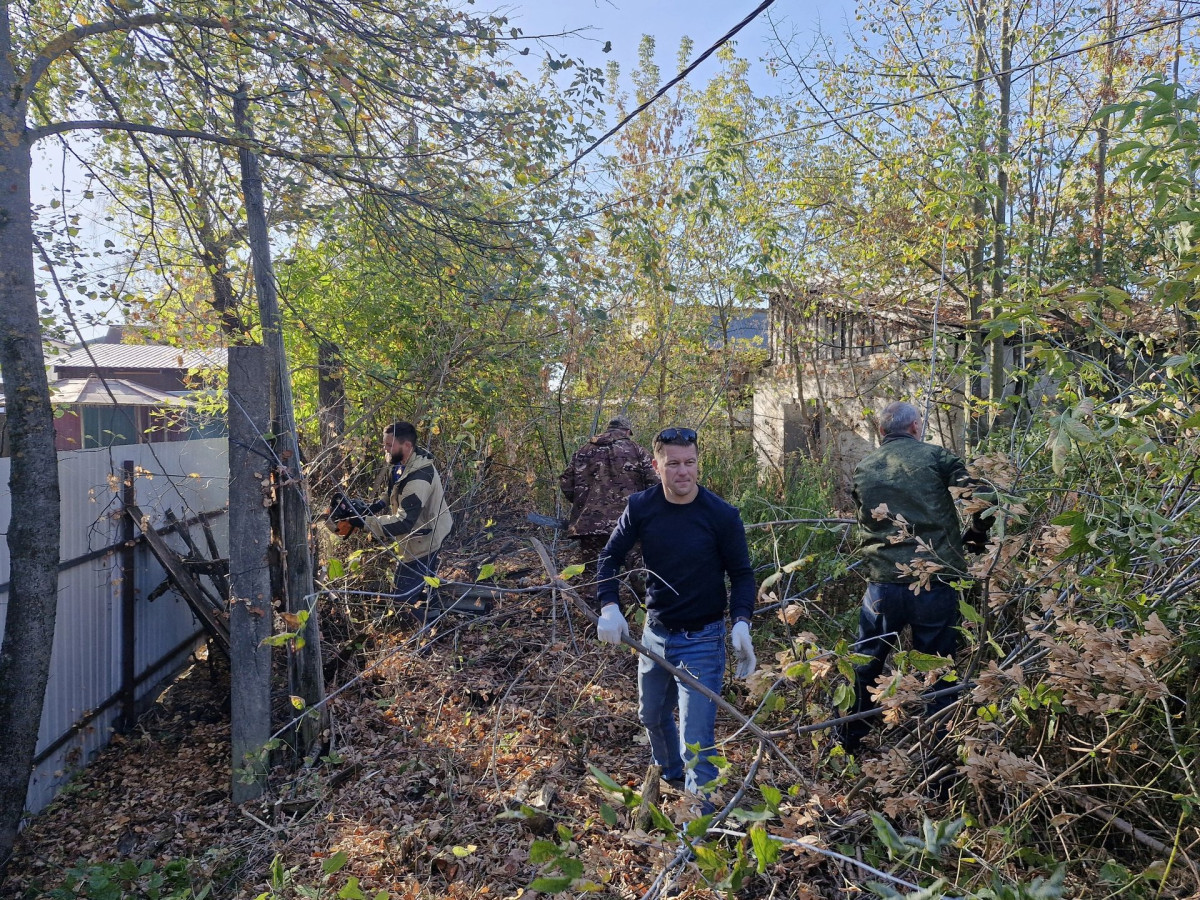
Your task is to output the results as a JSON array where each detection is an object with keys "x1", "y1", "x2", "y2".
[{"x1": 595, "y1": 427, "x2": 757, "y2": 800}]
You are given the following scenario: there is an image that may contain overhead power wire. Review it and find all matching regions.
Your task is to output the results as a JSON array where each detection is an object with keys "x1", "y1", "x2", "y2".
[
  {"x1": 497, "y1": 6, "x2": 1200, "y2": 217},
  {"x1": 517, "y1": 0, "x2": 781, "y2": 193}
]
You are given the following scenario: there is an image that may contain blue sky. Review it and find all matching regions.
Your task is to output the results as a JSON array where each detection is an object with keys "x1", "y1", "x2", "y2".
[
  {"x1": 501, "y1": 0, "x2": 853, "y2": 97},
  {"x1": 34, "y1": 0, "x2": 858, "y2": 339}
]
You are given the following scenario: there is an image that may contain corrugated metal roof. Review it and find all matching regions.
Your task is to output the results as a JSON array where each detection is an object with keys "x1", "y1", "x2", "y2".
[
  {"x1": 50, "y1": 376, "x2": 195, "y2": 406},
  {"x1": 50, "y1": 344, "x2": 227, "y2": 373}
]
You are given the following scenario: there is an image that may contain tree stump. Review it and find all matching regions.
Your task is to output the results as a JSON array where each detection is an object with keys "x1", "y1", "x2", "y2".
[{"x1": 633, "y1": 764, "x2": 663, "y2": 832}]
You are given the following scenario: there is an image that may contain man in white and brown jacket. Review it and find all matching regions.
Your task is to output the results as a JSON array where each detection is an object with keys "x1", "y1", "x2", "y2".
[{"x1": 365, "y1": 421, "x2": 453, "y2": 607}]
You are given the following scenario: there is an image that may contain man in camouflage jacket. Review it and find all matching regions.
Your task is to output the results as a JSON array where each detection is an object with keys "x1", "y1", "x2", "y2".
[
  {"x1": 840, "y1": 400, "x2": 993, "y2": 752},
  {"x1": 560, "y1": 416, "x2": 658, "y2": 605}
]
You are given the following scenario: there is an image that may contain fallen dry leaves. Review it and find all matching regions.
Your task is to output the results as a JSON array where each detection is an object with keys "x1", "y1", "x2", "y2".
[{"x1": 4, "y1": 523, "x2": 864, "y2": 900}]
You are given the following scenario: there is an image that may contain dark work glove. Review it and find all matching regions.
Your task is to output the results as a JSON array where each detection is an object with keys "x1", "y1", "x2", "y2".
[
  {"x1": 368, "y1": 498, "x2": 387, "y2": 515},
  {"x1": 963, "y1": 528, "x2": 989, "y2": 555}
]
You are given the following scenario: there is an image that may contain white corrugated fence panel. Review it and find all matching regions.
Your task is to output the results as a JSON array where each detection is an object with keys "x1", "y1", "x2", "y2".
[
  {"x1": 0, "y1": 438, "x2": 228, "y2": 817},
  {"x1": 126, "y1": 440, "x2": 230, "y2": 702}
]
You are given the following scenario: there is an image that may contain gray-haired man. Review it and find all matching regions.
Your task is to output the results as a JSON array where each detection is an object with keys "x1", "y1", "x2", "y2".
[{"x1": 840, "y1": 401, "x2": 993, "y2": 751}]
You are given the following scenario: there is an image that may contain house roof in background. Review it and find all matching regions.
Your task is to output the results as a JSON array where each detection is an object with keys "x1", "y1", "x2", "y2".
[
  {"x1": 50, "y1": 344, "x2": 227, "y2": 373},
  {"x1": 50, "y1": 376, "x2": 195, "y2": 406},
  {"x1": 724, "y1": 310, "x2": 768, "y2": 343},
  {"x1": 773, "y1": 281, "x2": 971, "y2": 329}
]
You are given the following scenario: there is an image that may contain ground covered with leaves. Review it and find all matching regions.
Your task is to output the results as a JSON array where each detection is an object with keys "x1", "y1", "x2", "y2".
[
  {"x1": 2, "y1": 518, "x2": 877, "y2": 899},
  {"x1": 5, "y1": 503, "x2": 1196, "y2": 899}
]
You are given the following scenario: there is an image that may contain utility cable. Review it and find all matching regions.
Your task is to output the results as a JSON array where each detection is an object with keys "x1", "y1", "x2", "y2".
[
  {"x1": 494, "y1": 6, "x2": 1200, "y2": 218},
  {"x1": 499, "y1": 0, "x2": 782, "y2": 209}
]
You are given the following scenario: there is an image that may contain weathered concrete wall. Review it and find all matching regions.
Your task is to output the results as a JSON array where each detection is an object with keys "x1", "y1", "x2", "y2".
[{"x1": 754, "y1": 354, "x2": 966, "y2": 501}]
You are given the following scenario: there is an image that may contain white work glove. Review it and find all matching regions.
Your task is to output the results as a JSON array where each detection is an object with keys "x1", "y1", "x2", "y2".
[
  {"x1": 731, "y1": 620, "x2": 757, "y2": 680},
  {"x1": 597, "y1": 603, "x2": 629, "y2": 645}
]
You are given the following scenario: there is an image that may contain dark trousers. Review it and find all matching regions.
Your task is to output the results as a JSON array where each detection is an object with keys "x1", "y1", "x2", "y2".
[
  {"x1": 393, "y1": 551, "x2": 440, "y2": 607},
  {"x1": 845, "y1": 581, "x2": 960, "y2": 746},
  {"x1": 578, "y1": 534, "x2": 608, "y2": 571}
]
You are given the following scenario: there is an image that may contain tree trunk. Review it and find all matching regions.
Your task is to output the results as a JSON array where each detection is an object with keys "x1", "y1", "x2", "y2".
[
  {"x1": 176, "y1": 152, "x2": 249, "y2": 338},
  {"x1": 967, "y1": 0, "x2": 990, "y2": 448},
  {"x1": 317, "y1": 340, "x2": 347, "y2": 484},
  {"x1": 227, "y1": 346, "x2": 274, "y2": 803},
  {"x1": 234, "y1": 89, "x2": 326, "y2": 752},
  {"x1": 989, "y1": 0, "x2": 1012, "y2": 428},
  {"x1": 0, "y1": 8, "x2": 61, "y2": 868},
  {"x1": 1092, "y1": 0, "x2": 1117, "y2": 285}
]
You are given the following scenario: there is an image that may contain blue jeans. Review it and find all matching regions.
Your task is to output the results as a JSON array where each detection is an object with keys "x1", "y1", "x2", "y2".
[
  {"x1": 638, "y1": 619, "x2": 726, "y2": 795},
  {"x1": 845, "y1": 581, "x2": 959, "y2": 746},
  {"x1": 393, "y1": 551, "x2": 439, "y2": 606}
]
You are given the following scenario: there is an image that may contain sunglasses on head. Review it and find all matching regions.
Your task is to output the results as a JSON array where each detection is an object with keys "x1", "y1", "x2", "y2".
[{"x1": 656, "y1": 427, "x2": 697, "y2": 445}]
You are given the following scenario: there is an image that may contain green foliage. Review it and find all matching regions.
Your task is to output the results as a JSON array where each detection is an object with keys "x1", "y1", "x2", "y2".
[
  {"x1": 560, "y1": 564, "x2": 586, "y2": 581},
  {"x1": 747, "y1": 824, "x2": 782, "y2": 873},
  {"x1": 1104, "y1": 79, "x2": 1200, "y2": 215},
  {"x1": 705, "y1": 443, "x2": 847, "y2": 606},
  {"x1": 867, "y1": 819, "x2": 1067, "y2": 899},
  {"x1": 867, "y1": 881, "x2": 950, "y2": 900},
  {"x1": 868, "y1": 867, "x2": 1066, "y2": 900},
  {"x1": 261, "y1": 610, "x2": 310, "y2": 651},
  {"x1": 871, "y1": 813, "x2": 966, "y2": 862},
  {"x1": 974, "y1": 867, "x2": 1066, "y2": 900},
  {"x1": 254, "y1": 852, "x2": 389, "y2": 900},
  {"x1": 46, "y1": 858, "x2": 203, "y2": 900},
  {"x1": 546, "y1": 765, "x2": 803, "y2": 897},
  {"x1": 526, "y1": 828, "x2": 601, "y2": 894},
  {"x1": 1100, "y1": 80, "x2": 1200, "y2": 340},
  {"x1": 1047, "y1": 399, "x2": 1098, "y2": 476}
]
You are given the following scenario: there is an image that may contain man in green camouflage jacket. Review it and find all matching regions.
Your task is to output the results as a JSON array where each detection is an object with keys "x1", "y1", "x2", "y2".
[
  {"x1": 839, "y1": 400, "x2": 993, "y2": 752},
  {"x1": 560, "y1": 416, "x2": 658, "y2": 606}
]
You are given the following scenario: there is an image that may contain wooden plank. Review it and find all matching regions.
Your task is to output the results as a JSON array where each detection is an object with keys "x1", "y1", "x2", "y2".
[
  {"x1": 164, "y1": 508, "x2": 229, "y2": 606},
  {"x1": 634, "y1": 765, "x2": 663, "y2": 832},
  {"x1": 164, "y1": 508, "x2": 202, "y2": 557},
  {"x1": 126, "y1": 504, "x2": 230, "y2": 650},
  {"x1": 182, "y1": 559, "x2": 229, "y2": 579},
  {"x1": 236, "y1": 93, "x2": 325, "y2": 756},
  {"x1": 200, "y1": 519, "x2": 230, "y2": 601}
]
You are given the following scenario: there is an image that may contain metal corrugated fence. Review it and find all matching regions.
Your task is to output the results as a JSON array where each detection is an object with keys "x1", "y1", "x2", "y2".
[{"x1": 0, "y1": 438, "x2": 228, "y2": 817}]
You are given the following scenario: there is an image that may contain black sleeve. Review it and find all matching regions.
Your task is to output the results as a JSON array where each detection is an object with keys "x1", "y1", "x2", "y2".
[{"x1": 596, "y1": 502, "x2": 638, "y2": 607}]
